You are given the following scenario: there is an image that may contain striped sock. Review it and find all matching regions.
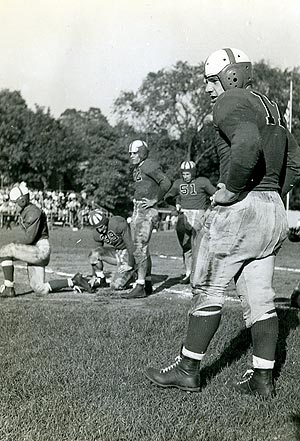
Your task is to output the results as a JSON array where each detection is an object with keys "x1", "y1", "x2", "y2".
[{"x1": 1, "y1": 257, "x2": 14, "y2": 286}]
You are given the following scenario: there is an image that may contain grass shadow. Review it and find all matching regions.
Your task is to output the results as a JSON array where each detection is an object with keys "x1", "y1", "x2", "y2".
[
  {"x1": 152, "y1": 276, "x2": 183, "y2": 294},
  {"x1": 200, "y1": 326, "x2": 252, "y2": 388},
  {"x1": 274, "y1": 307, "x2": 300, "y2": 379},
  {"x1": 200, "y1": 305, "x2": 300, "y2": 388},
  {"x1": 290, "y1": 414, "x2": 300, "y2": 441}
]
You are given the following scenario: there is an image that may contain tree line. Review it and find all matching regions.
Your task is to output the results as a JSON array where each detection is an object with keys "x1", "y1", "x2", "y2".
[{"x1": 0, "y1": 60, "x2": 299, "y2": 215}]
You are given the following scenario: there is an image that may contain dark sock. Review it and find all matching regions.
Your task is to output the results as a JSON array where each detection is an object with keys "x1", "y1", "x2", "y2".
[
  {"x1": 251, "y1": 314, "x2": 278, "y2": 361},
  {"x1": 48, "y1": 279, "x2": 70, "y2": 292},
  {"x1": 185, "y1": 306, "x2": 222, "y2": 354}
]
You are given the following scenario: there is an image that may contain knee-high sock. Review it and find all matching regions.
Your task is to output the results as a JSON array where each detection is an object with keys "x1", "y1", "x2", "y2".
[
  {"x1": 251, "y1": 311, "x2": 278, "y2": 368},
  {"x1": 48, "y1": 278, "x2": 72, "y2": 292},
  {"x1": 183, "y1": 306, "x2": 222, "y2": 360}
]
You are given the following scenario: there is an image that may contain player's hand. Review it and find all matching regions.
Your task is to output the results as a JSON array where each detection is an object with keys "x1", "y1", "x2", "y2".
[
  {"x1": 89, "y1": 276, "x2": 97, "y2": 288},
  {"x1": 141, "y1": 197, "x2": 157, "y2": 209},
  {"x1": 210, "y1": 183, "x2": 239, "y2": 207},
  {"x1": 176, "y1": 203, "x2": 182, "y2": 212},
  {"x1": 119, "y1": 263, "x2": 133, "y2": 273},
  {"x1": 288, "y1": 227, "x2": 300, "y2": 242}
]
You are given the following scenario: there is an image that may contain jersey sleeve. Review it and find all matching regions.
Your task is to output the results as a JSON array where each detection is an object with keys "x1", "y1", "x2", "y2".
[
  {"x1": 19, "y1": 208, "x2": 42, "y2": 245},
  {"x1": 201, "y1": 177, "x2": 216, "y2": 196},
  {"x1": 122, "y1": 222, "x2": 135, "y2": 267},
  {"x1": 143, "y1": 160, "x2": 172, "y2": 201},
  {"x1": 93, "y1": 229, "x2": 104, "y2": 245},
  {"x1": 214, "y1": 91, "x2": 261, "y2": 193}
]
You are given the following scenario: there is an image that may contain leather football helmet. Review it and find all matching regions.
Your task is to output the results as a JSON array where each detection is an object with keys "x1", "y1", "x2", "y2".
[
  {"x1": 88, "y1": 209, "x2": 108, "y2": 229},
  {"x1": 128, "y1": 140, "x2": 149, "y2": 161},
  {"x1": 180, "y1": 161, "x2": 196, "y2": 179},
  {"x1": 9, "y1": 182, "x2": 30, "y2": 208},
  {"x1": 204, "y1": 48, "x2": 252, "y2": 90}
]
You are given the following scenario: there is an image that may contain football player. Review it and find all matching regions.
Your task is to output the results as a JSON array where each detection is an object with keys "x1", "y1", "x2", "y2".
[
  {"x1": 145, "y1": 48, "x2": 300, "y2": 398},
  {"x1": 287, "y1": 227, "x2": 300, "y2": 308},
  {"x1": 165, "y1": 160, "x2": 216, "y2": 284},
  {"x1": 0, "y1": 182, "x2": 92, "y2": 297},
  {"x1": 121, "y1": 140, "x2": 171, "y2": 299},
  {"x1": 88, "y1": 209, "x2": 136, "y2": 290}
]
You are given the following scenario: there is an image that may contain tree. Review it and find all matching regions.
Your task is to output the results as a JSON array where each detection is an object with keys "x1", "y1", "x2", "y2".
[
  {"x1": 114, "y1": 61, "x2": 212, "y2": 161},
  {"x1": 0, "y1": 89, "x2": 30, "y2": 187}
]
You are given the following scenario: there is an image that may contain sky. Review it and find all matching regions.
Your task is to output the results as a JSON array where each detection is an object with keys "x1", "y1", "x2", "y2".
[{"x1": 0, "y1": 0, "x2": 299, "y2": 123}]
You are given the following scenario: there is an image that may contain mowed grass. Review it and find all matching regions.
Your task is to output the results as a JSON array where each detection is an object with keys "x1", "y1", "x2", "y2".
[{"x1": 0, "y1": 226, "x2": 299, "y2": 441}]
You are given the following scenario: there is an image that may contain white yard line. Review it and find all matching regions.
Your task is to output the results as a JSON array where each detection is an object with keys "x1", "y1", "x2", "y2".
[{"x1": 14, "y1": 259, "x2": 300, "y2": 278}]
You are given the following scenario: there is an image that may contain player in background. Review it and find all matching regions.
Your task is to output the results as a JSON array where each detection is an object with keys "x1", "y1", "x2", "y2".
[
  {"x1": 0, "y1": 182, "x2": 91, "y2": 297},
  {"x1": 165, "y1": 161, "x2": 216, "y2": 284},
  {"x1": 286, "y1": 226, "x2": 300, "y2": 308},
  {"x1": 88, "y1": 209, "x2": 136, "y2": 291},
  {"x1": 145, "y1": 48, "x2": 300, "y2": 398},
  {"x1": 121, "y1": 140, "x2": 171, "y2": 299}
]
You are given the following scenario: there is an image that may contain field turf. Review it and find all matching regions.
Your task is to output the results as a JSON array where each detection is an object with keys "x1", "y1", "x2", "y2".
[{"x1": 0, "y1": 226, "x2": 299, "y2": 441}]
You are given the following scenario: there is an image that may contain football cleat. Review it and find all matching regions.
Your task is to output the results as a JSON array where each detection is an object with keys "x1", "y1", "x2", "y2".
[
  {"x1": 72, "y1": 273, "x2": 92, "y2": 293},
  {"x1": 145, "y1": 353, "x2": 201, "y2": 392},
  {"x1": 234, "y1": 368, "x2": 275, "y2": 398},
  {"x1": 291, "y1": 288, "x2": 300, "y2": 308},
  {"x1": 180, "y1": 275, "x2": 191, "y2": 285},
  {"x1": 0, "y1": 285, "x2": 16, "y2": 298},
  {"x1": 121, "y1": 283, "x2": 147, "y2": 299}
]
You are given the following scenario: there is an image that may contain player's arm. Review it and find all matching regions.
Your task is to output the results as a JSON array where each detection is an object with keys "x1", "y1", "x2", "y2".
[
  {"x1": 165, "y1": 182, "x2": 179, "y2": 206},
  {"x1": 92, "y1": 229, "x2": 104, "y2": 245},
  {"x1": 281, "y1": 130, "x2": 300, "y2": 197},
  {"x1": 141, "y1": 168, "x2": 172, "y2": 209},
  {"x1": 203, "y1": 178, "x2": 217, "y2": 196},
  {"x1": 18, "y1": 212, "x2": 42, "y2": 245},
  {"x1": 121, "y1": 222, "x2": 135, "y2": 268}
]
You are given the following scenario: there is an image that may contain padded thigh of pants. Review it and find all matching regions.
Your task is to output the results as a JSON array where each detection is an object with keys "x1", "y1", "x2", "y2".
[{"x1": 235, "y1": 255, "x2": 276, "y2": 327}]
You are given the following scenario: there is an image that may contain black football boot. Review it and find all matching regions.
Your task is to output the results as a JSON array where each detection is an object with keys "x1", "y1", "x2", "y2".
[
  {"x1": 145, "y1": 353, "x2": 201, "y2": 392},
  {"x1": 235, "y1": 368, "x2": 275, "y2": 398},
  {"x1": 121, "y1": 283, "x2": 147, "y2": 299},
  {"x1": 72, "y1": 273, "x2": 93, "y2": 293}
]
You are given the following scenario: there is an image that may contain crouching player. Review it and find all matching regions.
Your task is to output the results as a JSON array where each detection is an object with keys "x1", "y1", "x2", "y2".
[
  {"x1": 0, "y1": 182, "x2": 91, "y2": 297},
  {"x1": 88, "y1": 209, "x2": 136, "y2": 290}
]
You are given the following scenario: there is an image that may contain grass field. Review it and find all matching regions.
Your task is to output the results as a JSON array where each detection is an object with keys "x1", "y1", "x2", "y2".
[{"x1": 0, "y1": 226, "x2": 299, "y2": 441}]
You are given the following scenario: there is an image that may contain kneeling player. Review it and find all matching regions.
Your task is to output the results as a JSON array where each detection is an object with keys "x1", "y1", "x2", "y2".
[
  {"x1": 88, "y1": 209, "x2": 136, "y2": 290},
  {"x1": 0, "y1": 182, "x2": 91, "y2": 297}
]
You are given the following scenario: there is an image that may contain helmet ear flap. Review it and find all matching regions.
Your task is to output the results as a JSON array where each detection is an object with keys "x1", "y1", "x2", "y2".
[
  {"x1": 17, "y1": 194, "x2": 29, "y2": 208},
  {"x1": 204, "y1": 48, "x2": 252, "y2": 90}
]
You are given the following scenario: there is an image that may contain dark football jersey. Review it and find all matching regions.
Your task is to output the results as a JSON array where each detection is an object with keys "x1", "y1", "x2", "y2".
[
  {"x1": 93, "y1": 216, "x2": 133, "y2": 253},
  {"x1": 19, "y1": 203, "x2": 49, "y2": 245},
  {"x1": 213, "y1": 88, "x2": 299, "y2": 194},
  {"x1": 165, "y1": 177, "x2": 215, "y2": 210},
  {"x1": 132, "y1": 158, "x2": 171, "y2": 201}
]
